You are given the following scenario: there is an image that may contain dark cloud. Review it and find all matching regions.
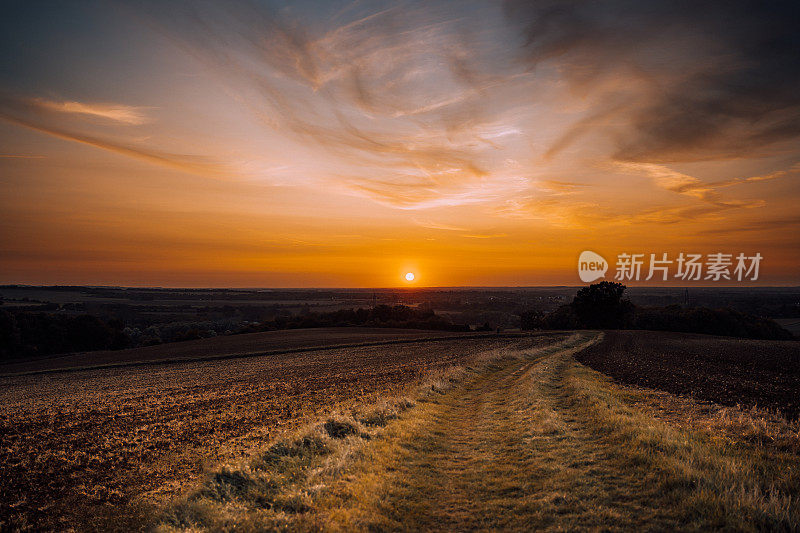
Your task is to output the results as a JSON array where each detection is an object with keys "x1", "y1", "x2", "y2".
[{"x1": 506, "y1": 0, "x2": 800, "y2": 162}]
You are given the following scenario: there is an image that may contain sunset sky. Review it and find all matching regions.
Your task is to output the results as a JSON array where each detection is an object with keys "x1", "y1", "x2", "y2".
[{"x1": 1, "y1": 0, "x2": 798, "y2": 287}]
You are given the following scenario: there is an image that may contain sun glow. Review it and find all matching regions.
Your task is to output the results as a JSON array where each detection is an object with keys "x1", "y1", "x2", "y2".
[{"x1": 405, "y1": 272, "x2": 415, "y2": 282}]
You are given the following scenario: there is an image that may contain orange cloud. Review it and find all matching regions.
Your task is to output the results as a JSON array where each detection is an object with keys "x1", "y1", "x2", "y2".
[
  {"x1": 0, "y1": 93, "x2": 227, "y2": 178},
  {"x1": 31, "y1": 98, "x2": 152, "y2": 125}
]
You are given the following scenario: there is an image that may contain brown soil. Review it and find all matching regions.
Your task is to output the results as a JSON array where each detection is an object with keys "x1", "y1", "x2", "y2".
[
  {"x1": 576, "y1": 330, "x2": 800, "y2": 419},
  {"x1": 0, "y1": 327, "x2": 481, "y2": 376},
  {"x1": 0, "y1": 331, "x2": 551, "y2": 531}
]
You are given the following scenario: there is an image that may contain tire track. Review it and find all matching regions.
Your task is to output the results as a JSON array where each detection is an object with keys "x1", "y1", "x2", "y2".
[{"x1": 355, "y1": 333, "x2": 701, "y2": 530}]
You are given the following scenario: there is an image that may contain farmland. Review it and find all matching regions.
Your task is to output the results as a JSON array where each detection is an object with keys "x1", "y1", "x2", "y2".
[
  {"x1": 0, "y1": 329, "x2": 539, "y2": 531},
  {"x1": 155, "y1": 332, "x2": 800, "y2": 531},
  {"x1": 2, "y1": 328, "x2": 800, "y2": 531},
  {"x1": 576, "y1": 330, "x2": 800, "y2": 418},
  {"x1": 0, "y1": 327, "x2": 477, "y2": 376}
]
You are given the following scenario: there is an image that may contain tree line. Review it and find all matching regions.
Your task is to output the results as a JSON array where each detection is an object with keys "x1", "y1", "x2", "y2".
[
  {"x1": 0, "y1": 305, "x2": 474, "y2": 361},
  {"x1": 519, "y1": 282, "x2": 793, "y2": 340}
]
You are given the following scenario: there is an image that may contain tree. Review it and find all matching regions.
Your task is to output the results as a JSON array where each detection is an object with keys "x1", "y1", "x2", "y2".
[
  {"x1": 66, "y1": 314, "x2": 116, "y2": 352},
  {"x1": 571, "y1": 281, "x2": 633, "y2": 329},
  {"x1": 518, "y1": 309, "x2": 543, "y2": 330},
  {"x1": 0, "y1": 310, "x2": 20, "y2": 359}
]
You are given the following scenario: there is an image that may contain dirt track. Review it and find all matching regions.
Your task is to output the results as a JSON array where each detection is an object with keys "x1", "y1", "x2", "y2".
[
  {"x1": 0, "y1": 332, "x2": 534, "y2": 531},
  {"x1": 6, "y1": 330, "x2": 800, "y2": 531},
  {"x1": 164, "y1": 332, "x2": 800, "y2": 531},
  {"x1": 336, "y1": 333, "x2": 798, "y2": 531}
]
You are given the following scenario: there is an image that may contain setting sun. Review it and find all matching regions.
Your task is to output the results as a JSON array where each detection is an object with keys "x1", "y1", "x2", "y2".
[
  {"x1": 1, "y1": 3, "x2": 799, "y2": 531},
  {"x1": 0, "y1": 2, "x2": 797, "y2": 288}
]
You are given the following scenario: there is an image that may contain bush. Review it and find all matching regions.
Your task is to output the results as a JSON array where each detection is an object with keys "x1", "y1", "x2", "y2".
[{"x1": 541, "y1": 305, "x2": 582, "y2": 329}]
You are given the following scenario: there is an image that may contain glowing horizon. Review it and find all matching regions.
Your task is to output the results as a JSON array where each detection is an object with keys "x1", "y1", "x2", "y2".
[{"x1": 1, "y1": 1, "x2": 798, "y2": 288}]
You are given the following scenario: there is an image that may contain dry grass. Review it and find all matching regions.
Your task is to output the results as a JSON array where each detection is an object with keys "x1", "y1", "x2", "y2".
[
  {"x1": 155, "y1": 331, "x2": 800, "y2": 531},
  {"x1": 0, "y1": 335, "x2": 546, "y2": 531},
  {"x1": 618, "y1": 384, "x2": 800, "y2": 454},
  {"x1": 153, "y1": 333, "x2": 590, "y2": 531},
  {"x1": 563, "y1": 360, "x2": 800, "y2": 530}
]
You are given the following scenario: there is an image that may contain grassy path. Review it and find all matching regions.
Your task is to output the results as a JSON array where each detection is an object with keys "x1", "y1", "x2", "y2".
[
  {"x1": 349, "y1": 333, "x2": 690, "y2": 530},
  {"x1": 158, "y1": 333, "x2": 800, "y2": 532}
]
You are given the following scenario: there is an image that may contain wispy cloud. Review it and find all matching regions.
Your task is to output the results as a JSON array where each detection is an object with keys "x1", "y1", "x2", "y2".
[
  {"x1": 698, "y1": 216, "x2": 800, "y2": 235},
  {"x1": 0, "y1": 93, "x2": 226, "y2": 178},
  {"x1": 533, "y1": 180, "x2": 588, "y2": 195},
  {"x1": 709, "y1": 163, "x2": 800, "y2": 189},
  {"x1": 30, "y1": 98, "x2": 152, "y2": 125},
  {"x1": 493, "y1": 196, "x2": 609, "y2": 229},
  {"x1": 492, "y1": 193, "x2": 760, "y2": 230},
  {"x1": 132, "y1": 0, "x2": 532, "y2": 208},
  {"x1": 615, "y1": 162, "x2": 774, "y2": 208},
  {"x1": 124, "y1": 0, "x2": 800, "y2": 210},
  {"x1": 463, "y1": 232, "x2": 507, "y2": 239},
  {"x1": 412, "y1": 219, "x2": 468, "y2": 231}
]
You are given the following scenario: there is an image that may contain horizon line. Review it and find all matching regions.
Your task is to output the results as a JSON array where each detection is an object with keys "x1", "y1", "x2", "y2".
[{"x1": 3, "y1": 283, "x2": 799, "y2": 291}]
